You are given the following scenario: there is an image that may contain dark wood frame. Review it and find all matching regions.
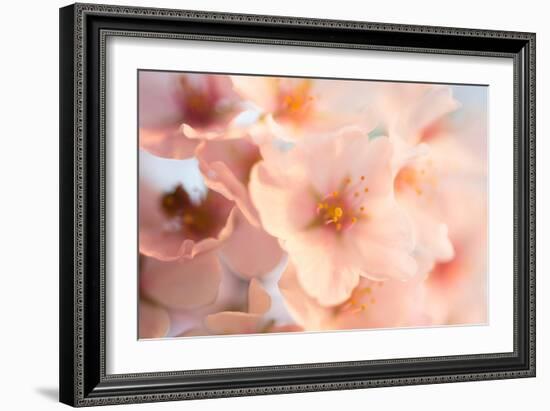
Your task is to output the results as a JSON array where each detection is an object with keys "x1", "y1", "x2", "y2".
[{"x1": 59, "y1": 3, "x2": 536, "y2": 407}]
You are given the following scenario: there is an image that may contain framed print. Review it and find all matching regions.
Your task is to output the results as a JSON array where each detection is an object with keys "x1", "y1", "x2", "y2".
[{"x1": 59, "y1": 3, "x2": 536, "y2": 407}]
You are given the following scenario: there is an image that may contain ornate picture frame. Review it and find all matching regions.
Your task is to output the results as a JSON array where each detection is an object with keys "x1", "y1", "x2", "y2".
[{"x1": 59, "y1": 3, "x2": 535, "y2": 407}]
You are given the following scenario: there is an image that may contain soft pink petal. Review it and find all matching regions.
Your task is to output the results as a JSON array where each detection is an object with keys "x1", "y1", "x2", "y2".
[
  {"x1": 400, "y1": 197, "x2": 455, "y2": 276},
  {"x1": 219, "y1": 211, "x2": 283, "y2": 279},
  {"x1": 181, "y1": 120, "x2": 248, "y2": 141},
  {"x1": 139, "y1": 127, "x2": 199, "y2": 159},
  {"x1": 349, "y1": 201, "x2": 417, "y2": 281},
  {"x1": 230, "y1": 76, "x2": 278, "y2": 111},
  {"x1": 395, "y1": 86, "x2": 460, "y2": 143},
  {"x1": 139, "y1": 300, "x2": 171, "y2": 339},
  {"x1": 205, "y1": 312, "x2": 264, "y2": 335},
  {"x1": 285, "y1": 232, "x2": 361, "y2": 306},
  {"x1": 278, "y1": 261, "x2": 333, "y2": 329},
  {"x1": 248, "y1": 279, "x2": 271, "y2": 315},
  {"x1": 195, "y1": 139, "x2": 260, "y2": 183},
  {"x1": 248, "y1": 161, "x2": 316, "y2": 239},
  {"x1": 373, "y1": 83, "x2": 460, "y2": 144},
  {"x1": 140, "y1": 252, "x2": 222, "y2": 310},
  {"x1": 139, "y1": 72, "x2": 183, "y2": 128},
  {"x1": 198, "y1": 153, "x2": 260, "y2": 227}
]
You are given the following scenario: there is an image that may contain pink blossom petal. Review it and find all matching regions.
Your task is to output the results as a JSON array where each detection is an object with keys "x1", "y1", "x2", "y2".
[
  {"x1": 195, "y1": 139, "x2": 260, "y2": 183},
  {"x1": 285, "y1": 232, "x2": 361, "y2": 306},
  {"x1": 139, "y1": 127, "x2": 199, "y2": 159},
  {"x1": 204, "y1": 279, "x2": 271, "y2": 334},
  {"x1": 198, "y1": 154, "x2": 261, "y2": 227},
  {"x1": 139, "y1": 72, "x2": 183, "y2": 128},
  {"x1": 402, "y1": 199, "x2": 455, "y2": 276},
  {"x1": 248, "y1": 279, "x2": 271, "y2": 315},
  {"x1": 139, "y1": 300, "x2": 171, "y2": 339},
  {"x1": 181, "y1": 120, "x2": 248, "y2": 141},
  {"x1": 350, "y1": 202, "x2": 418, "y2": 281},
  {"x1": 230, "y1": 76, "x2": 278, "y2": 111},
  {"x1": 205, "y1": 312, "x2": 263, "y2": 335},
  {"x1": 140, "y1": 252, "x2": 222, "y2": 310},
  {"x1": 219, "y1": 211, "x2": 283, "y2": 279},
  {"x1": 396, "y1": 86, "x2": 461, "y2": 142},
  {"x1": 374, "y1": 83, "x2": 460, "y2": 144},
  {"x1": 248, "y1": 161, "x2": 316, "y2": 239},
  {"x1": 278, "y1": 261, "x2": 333, "y2": 329}
]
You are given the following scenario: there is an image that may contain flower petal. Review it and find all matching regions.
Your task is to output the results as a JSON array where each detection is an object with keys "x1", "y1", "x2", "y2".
[
  {"x1": 248, "y1": 161, "x2": 316, "y2": 239},
  {"x1": 219, "y1": 211, "x2": 283, "y2": 279},
  {"x1": 285, "y1": 232, "x2": 361, "y2": 306},
  {"x1": 140, "y1": 252, "x2": 222, "y2": 310},
  {"x1": 278, "y1": 261, "x2": 333, "y2": 329},
  {"x1": 138, "y1": 300, "x2": 171, "y2": 339},
  {"x1": 139, "y1": 127, "x2": 199, "y2": 159},
  {"x1": 230, "y1": 76, "x2": 278, "y2": 111},
  {"x1": 139, "y1": 72, "x2": 183, "y2": 128},
  {"x1": 205, "y1": 312, "x2": 264, "y2": 335},
  {"x1": 248, "y1": 278, "x2": 271, "y2": 315},
  {"x1": 197, "y1": 145, "x2": 261, "y2": 227},
  {"x1": 350, "y1": 201, "x2": 418, "y2": 281}
]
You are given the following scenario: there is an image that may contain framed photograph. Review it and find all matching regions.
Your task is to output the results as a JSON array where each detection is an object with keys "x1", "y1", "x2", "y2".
[{"x1": 59, "y1": 3, "x2": 536, "y2": 407}]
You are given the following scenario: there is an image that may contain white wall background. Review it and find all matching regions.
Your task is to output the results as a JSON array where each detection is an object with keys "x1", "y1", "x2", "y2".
[{"x1": 0, "y1": 0, "x2": 545, "y2": 409}]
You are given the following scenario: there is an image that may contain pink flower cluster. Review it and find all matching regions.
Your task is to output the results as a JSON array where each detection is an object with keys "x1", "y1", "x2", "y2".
[{"x1": 138, "y1": 71, "x2": 487, "y2": 338}]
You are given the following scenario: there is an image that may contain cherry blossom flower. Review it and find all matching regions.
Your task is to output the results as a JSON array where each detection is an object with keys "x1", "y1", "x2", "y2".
[
  {"x1": 422, "y1": 131, "x2": 488, "y2": 325},
  {"x1": 371, "y1": 83, "x2": 461, "y2": 145},
  {"x1": 377, "y1": 83, "x2": 462, "y2": 277},
  {"x1": 139, "y1": 72, "x2": 246, "y2": 159},
  {"x1": 279, "y1": 261, "x2": 428, "y2": 331},
  {"x1": 230, "y1": 76, "x2": 376, "y2": 141},
  {"x1": 249, "y1": 127, "x2": 417, "y2": 306},
  {"x1": 394, "y1": 151, "x2": 455, "y2": 276},
  {"x1": 139, "y1": 180, "x2": 238, "y2": 261}
]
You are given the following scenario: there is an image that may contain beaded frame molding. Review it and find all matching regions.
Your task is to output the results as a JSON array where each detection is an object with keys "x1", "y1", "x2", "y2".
[{"x1": 59, "y1": 3, "x2": 536, "y2": 407}]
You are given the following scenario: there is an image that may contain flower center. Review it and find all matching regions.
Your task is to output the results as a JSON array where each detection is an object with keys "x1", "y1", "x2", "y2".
[
  {"x1": 315, "y1": 175, "x2": 370, "y2": 232},
  {"x1": 395, "y1": 162, "x2": 437, "y2": 196},
  {"x1": 178, "y1": 77, "x2": 218, "y2": 127},
  {"x1": 160, "y1": 184, "x2": 221, "y2": 239},
  {"x1": 276, "y1": 80, "x2": 315, "y2": 123},
  {"x1": 336, "y1": 282, "x2": 383, "y2": 317}
]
